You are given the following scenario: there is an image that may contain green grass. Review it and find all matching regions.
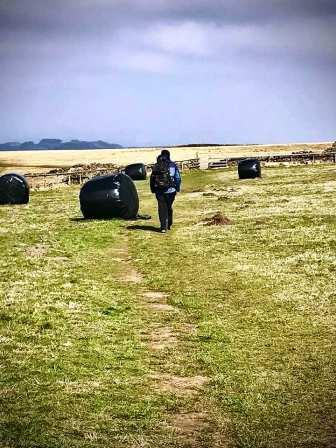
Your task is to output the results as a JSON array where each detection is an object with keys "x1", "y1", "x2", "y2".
[{"x1": 1, "y1": 165, "x2": 335, "y2": 447}]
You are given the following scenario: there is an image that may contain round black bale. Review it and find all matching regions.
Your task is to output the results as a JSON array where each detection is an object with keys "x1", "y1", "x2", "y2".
[
  {"x1": 79, "y1": 173, "x2": 139, "y2": 219},
  {"x1": 0, "y1": 173, "x2": 30, "y2": 205},
  {"x1": 238, "y1": 159, "x2": 261, "y2": 179},
  {"x1": 124, "y1": 163, "x2": 147, "y2": 180}
]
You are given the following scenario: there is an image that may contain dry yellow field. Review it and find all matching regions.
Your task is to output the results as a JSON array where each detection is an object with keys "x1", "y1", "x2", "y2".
[{"x1": 0, "y1": 142, "x2": 332, "y2": 174}]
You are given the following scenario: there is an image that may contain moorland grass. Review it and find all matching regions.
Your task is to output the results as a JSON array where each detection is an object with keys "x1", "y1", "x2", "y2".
[{"x1": 0, "y1": 165, "x2": 335, "y2": 447}]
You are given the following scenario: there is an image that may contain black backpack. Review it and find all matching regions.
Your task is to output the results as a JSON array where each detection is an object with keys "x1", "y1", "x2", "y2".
[{"x1": 152, "y1": 158, "x2": 173, "y2": 189}]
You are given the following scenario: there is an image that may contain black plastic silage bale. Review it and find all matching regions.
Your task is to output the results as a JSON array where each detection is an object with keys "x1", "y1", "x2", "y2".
[
  {"x1": 124, "y1": 163, "x2": 147, "y2": 180},
  {"x1": 238, "y1": 159, "x2": 261, "y2": 179},
  {"x1": 79, "y1": 173, "x2": 139, "y2": 219},
  {"x1": 0, "y1": 173, "x2": 30, "y2": 205}
]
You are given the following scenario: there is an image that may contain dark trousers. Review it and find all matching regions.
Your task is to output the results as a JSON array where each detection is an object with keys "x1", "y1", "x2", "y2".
[{"x1": 156, "y1": 192, "x2": 176, "y2": 230}]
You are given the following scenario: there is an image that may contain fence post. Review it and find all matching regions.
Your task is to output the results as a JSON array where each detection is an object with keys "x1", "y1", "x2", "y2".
[{"x1": 199, "y1": 153, "x2": 209, "y2": 170}]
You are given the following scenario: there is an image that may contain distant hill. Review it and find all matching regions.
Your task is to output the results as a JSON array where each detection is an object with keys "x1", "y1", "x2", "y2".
[{"x1": 0, "y1": 139, "x2": 123, "y2": 151}]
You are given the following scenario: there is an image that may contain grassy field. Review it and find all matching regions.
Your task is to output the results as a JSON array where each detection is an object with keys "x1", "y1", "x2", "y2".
[
  {"x1": 0, "y1": 165, "x2": 335, "y2": 447},
  {"x1": 0, "y1": 142, "x2": 332, "y2": 173}
]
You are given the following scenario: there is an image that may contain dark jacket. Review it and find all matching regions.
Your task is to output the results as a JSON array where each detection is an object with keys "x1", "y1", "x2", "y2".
[{"x1": 150, "y1": 160, "x2": 181, "y2": 194}]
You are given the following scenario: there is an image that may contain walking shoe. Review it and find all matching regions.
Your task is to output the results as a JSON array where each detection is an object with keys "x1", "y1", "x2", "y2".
[{"x1": 160, "y1": 229, "x2": 167, "y2": 233}]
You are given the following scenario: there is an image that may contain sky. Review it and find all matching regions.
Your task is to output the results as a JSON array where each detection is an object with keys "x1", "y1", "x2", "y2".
[{"x1": 0, "y1": 0, "x2": 335, "y2": 146}]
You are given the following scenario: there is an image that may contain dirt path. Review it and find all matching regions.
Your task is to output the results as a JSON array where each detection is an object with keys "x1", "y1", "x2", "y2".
[{"x1": 115, "y1": 236, "x2": 220, "y2": 446}]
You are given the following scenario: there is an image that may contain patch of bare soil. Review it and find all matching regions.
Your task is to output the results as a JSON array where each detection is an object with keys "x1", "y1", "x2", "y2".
[
  {"x1": 123, "y1": 268, "x2": 143, "y2": 284},
  {"x1": 148, "y1": 327, "x2": 178, "y2": 350},
  {"x1": 116, "y1": 243, "x2": 144, "y2": 284},
  {"x1": 116, "y1": 247, "x2": 129, "y2": 256},
  {"x1": 171, "y1": 412, "x2": 209, "y2": 440},
  {"x1": 169, "y1": 412, "x2": 232, "y2": 448},
  {"x1": 109, "y1": 257, "x2": 125, "y2": 262},
  {"x1": 149, "y1": 374, "x2": 209, "y2": 395},
  {"x1": 24, "y1": 244, "x2": 48, "y2": 258},
  {"x1": 56, "y1": 379, "x2": 104, "y2": 394},
  {"x1": 177, "y1": 323, "x2": 198, "y2": 335},
  {"x1": 142, "y1": 291, "x2": 169, "y2": 301},
  {"x1": 50, "y1": 256, "x2": 70, "y2": 262},
  {"x1": 203, "y1": 213, "x2": 233, "y2": 226},
  {"x1": 141, "y1": 290, "x2": 177, "y2": 311},
  {"x1": 148, "y1": 303, "x2": 177, "y2": 312}
]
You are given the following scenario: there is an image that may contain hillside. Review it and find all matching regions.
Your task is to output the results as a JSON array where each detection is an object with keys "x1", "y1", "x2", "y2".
[{"x1": 0, "y1": 139, "x2": 123, "y2": 151}]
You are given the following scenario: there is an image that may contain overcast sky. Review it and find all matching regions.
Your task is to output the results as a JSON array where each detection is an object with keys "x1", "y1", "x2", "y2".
[{"x1": 0, "y1": 0, "x2": 335, "y2": 146}]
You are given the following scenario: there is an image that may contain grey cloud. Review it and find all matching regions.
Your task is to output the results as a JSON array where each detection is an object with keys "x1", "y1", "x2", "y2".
[
  {"x1": 1, "y1": 0, "x2": 335, "y2": 66},
  {"x1": 0, "y1": 0, "x2": 335, "y2": 144},
  {"x1": 1, "y1": 0, "x2": 336, "y2": 34}
]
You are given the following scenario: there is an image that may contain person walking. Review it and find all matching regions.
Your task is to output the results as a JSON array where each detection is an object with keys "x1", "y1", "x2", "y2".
[{"x1": 150, "y1": 149, "x2": 181, "y2": 233}]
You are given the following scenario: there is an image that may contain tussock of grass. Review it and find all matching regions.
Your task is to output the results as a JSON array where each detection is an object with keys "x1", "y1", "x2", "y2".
[{"x1": 1, "y1": 165, "x2": 335, "y2": 447}]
